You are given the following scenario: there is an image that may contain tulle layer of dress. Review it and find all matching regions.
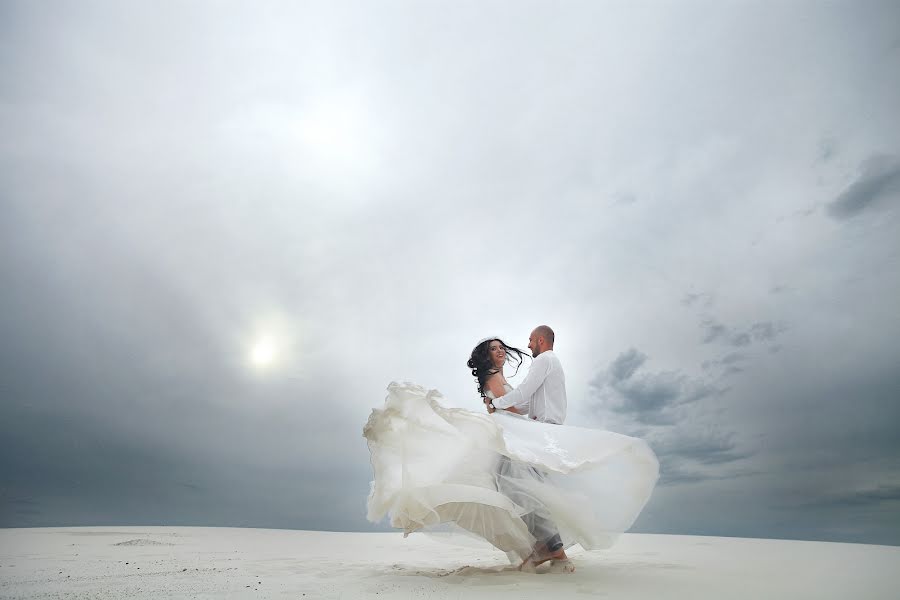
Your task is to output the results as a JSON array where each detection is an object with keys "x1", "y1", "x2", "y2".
[{"x1": 364, "y1": 382, "x2": 660, "y2": 562}]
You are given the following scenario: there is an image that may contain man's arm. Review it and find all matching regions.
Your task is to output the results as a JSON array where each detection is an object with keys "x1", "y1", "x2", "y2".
[{"x1": 491, "y1": 354, "x2": 550, "y2": 410}]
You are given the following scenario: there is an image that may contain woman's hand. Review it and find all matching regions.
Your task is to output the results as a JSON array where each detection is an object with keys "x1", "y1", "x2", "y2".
[{"x1": 484, "y1": 398, "x2": 496, "y2": 414}]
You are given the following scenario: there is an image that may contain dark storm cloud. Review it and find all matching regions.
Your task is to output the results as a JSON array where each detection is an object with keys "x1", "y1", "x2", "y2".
[
  {"x1": 656, "y1": 468, "x2": 710, "y2": 485},
  {"x1": 589, "y1": 348, "x2": 757, "y2": 488},
  {"x1": 612, "y1": 382, "x2": 680, "y2": 423},
  {"x1": 827, "y1": 154, "x2": 900, "y2": 219},
  {"x1": 593, "y1": 350, "x2": 717, "y2": 422},
  {"x1": 829, "y1": 484, "x2": 900, "y2": 508},
  {"x1": 648, "y1": 430, "x2": 762, "y2": 487},
  {"x1": 608, "y1": 347, "x2": 647, "y2": 382},
  {"x1": 0, "y1": 391, "x2": 374, "y2": 530},
  {"x1": 648, "y1": 431, "x2": 758, "y2": 486},
  {"x1": 785, "y1": 484, "x2": 900, "y2": 510},
  {"x1": 655, "y1": 431, "x2": 755, "y2": 466},
  {"x1": 590, "y1": 348, "x2": 718, "y2": 425},
  {"x1": 656, "y1": 459, "x2": 757, "y2": 486}
]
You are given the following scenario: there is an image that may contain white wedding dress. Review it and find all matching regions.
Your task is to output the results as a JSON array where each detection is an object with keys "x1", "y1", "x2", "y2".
[{"x1": 364, "y1": 382, "x2": 659, "y2": 562}]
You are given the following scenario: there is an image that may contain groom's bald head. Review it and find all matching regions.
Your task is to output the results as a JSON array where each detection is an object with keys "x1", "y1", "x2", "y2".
[{"x1": 529, "y1": 325, "x2": 555, "y2": 356}]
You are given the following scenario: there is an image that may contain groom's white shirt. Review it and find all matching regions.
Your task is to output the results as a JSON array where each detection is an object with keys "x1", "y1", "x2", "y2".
[{"x1": 493, "y1": 350, "x2": 567, "y2": 424}]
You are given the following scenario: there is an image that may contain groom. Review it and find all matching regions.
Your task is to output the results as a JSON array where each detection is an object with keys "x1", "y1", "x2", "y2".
[
  {"x1": 491, "y1": 325, "x2": 572, "y2": 570},
  {"x1": 491, "y1": 325, "x2": 567, "y2": 424}
]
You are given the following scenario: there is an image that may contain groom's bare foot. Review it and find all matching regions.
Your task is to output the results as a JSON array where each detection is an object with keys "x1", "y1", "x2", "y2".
[
  {"x1": 549, "y1": 558, "x2": 575, "y2": 573},
  {"x1": 518, "y1": 547, "x2": 567, "y2": 571}
]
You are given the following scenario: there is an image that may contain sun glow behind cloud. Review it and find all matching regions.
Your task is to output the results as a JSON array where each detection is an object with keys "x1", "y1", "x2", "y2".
[
  {"x1": 249, "y1": 336, "x2": 277, "y2": 368},
  {"x1": 241, "y1": 312, "x2": 302, "y2": 374}
]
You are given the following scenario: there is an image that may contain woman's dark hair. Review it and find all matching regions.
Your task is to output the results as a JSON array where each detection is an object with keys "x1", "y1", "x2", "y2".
[{"x1": 467, "y1": 338, "x2": 529, "y2": 398}]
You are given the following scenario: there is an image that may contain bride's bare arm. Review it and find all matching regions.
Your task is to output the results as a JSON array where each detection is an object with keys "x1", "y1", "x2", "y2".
[{"x1": 484, "y1": 375, "x2": 526, "y2": 415}]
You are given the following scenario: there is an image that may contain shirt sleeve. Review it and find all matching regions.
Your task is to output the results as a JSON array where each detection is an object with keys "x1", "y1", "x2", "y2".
[{"x1": 492, "y1": 354, "x2": 551, "y2": 410}]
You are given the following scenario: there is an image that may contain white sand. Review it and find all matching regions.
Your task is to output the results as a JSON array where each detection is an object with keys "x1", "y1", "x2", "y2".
[{"x1": 1, "y1": 527, "x2": 897, "y2": 599}]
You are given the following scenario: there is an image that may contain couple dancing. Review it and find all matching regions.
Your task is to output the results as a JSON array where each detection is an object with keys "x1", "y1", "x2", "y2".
[{"x1": 364, "y1": 325, "x2": 659, "y2": 572}]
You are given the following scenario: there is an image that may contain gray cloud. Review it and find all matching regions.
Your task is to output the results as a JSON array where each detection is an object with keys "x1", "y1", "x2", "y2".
[
  {"x1": 0, "y1": 401, "x2": 373, "y2": 530},
  {"x1": 647, "y1": 427, "x2": 758, "y2": 486},
  {"x1": 613, "y1": 191, "x2": 637, "y2": 205},
  {"x1": 611, "y1": 376, "x2": 681, "y2": 420},
  {"x1": 682, "y1": 292, "x2": 714, "y2": 309},
  {"x1": 702, "y1": 352, "x2": 750, "y2": 378},
  {"x1": 654, "y1": 431, "x2": 755, "y2": 466},
  {"x1": 730, "y1": 332, "x2": 752, "y2": 346},
  {"x1": 608, "y1": 347, "x2": 647, "y2": 382},
  {"x1": 798, "y1": 484, "x2": 900, "y2": 509},
  {"x1": 585, "y1": 335, "x2": 814, "y2": 497},
  {"x1": 701, "y1": 317, "x2": 729, "y2": 344},
  {"x1": 720, "y1": 352, "x2": 746, "y2": 365},
  {"x1": 587, "y1": 349, "x2": 750, "y2": 483},
  {"x1": 827, "y1": 154, "x2": 900, "y2": 219},
  {"x1": 699, "y1": 316, "x2": 788, "y2": 350},
  {"x1": 590, "y1": 349, "x2": 719, "y2": 426},
  {"x1": 749, "y1": 322, "x2": 785, "y2": 342},
  {"x1": 656, "y1": 460, "x2": 759, "y2": 487},
  {"x1": 817, "y1": 136, "x2": 838, "y2": 163}
]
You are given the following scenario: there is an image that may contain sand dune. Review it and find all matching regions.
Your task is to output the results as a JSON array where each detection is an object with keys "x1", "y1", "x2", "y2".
[{"x1": 1, "y1": 527, "x2": 897, "y2": 599}]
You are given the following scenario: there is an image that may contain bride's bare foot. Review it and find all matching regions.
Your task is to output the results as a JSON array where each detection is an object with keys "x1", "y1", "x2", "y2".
[{"x1": 518, "y1": 555, "x2": 538, "y2": 572}]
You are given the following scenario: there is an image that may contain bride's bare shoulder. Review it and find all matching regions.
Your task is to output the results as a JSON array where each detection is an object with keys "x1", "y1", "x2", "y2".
[{"x1": 483, "y1": 373, "x2": 507, "y2": 397}]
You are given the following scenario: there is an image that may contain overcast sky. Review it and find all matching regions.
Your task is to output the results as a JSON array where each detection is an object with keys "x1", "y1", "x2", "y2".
[{"x1": 2, "y1": 0, "x2": 899, "y2": 546}]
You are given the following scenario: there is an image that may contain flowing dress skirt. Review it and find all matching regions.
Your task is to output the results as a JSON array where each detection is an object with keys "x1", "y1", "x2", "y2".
[{"x1": 364, "y1": 382, "x2": 659, "y2": 562}]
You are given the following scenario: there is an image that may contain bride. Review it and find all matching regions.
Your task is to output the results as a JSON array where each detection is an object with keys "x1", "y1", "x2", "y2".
[{"x1": 363, "y1": 335, "x2": 659, "y2": 571}]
